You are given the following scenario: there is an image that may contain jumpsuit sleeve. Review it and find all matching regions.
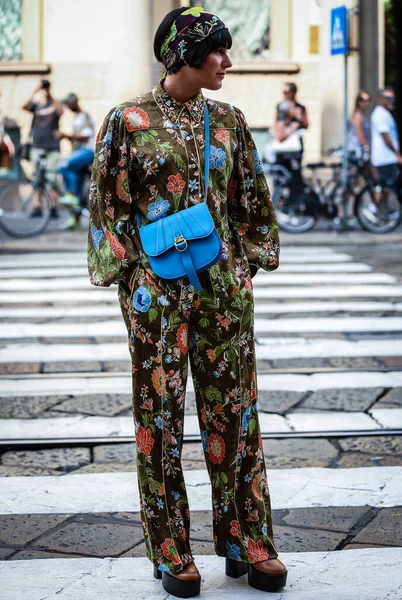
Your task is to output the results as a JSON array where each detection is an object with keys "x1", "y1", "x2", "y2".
[
  {"x1": 228, "y1": 107, "x2": 280, "y2": 275},
  {"x1": 87, "y1": 107, "x2": 139, "y2": 287}
]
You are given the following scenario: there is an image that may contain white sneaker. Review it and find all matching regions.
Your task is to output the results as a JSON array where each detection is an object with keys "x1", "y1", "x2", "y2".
[
  {"x1": 59, "y1": 193, "x2": 80, "y2": 208},
  {"x1": 361, "y1": 206, "x2": 379, "y2": 224}
]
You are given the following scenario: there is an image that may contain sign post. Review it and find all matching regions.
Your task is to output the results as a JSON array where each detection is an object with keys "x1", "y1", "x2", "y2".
[{"x1": 331, "y1": 6, "x2": 349, "y2": 229}]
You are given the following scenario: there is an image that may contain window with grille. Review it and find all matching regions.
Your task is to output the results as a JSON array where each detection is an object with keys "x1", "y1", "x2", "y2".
[
  {"x1": 191, "y1": 0, "x2": 271, "y2": 60},
  {"x1": 0, "y1": 0, "x2": 22, "y2": 60}
]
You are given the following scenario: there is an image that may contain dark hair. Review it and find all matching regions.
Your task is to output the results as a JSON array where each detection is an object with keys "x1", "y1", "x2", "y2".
[
  {"x1": 153, "y1": 7, "x2": 232, "y2": 74},
  {"x1": 284, "y1": 82, "x2": 298, "y2": 96},
  {"x1": 41, "y1": 79, "x2": 50, "y2": 90},
  {"x1": 354, "y1": 90, "x2": 371, "y2": 111}
]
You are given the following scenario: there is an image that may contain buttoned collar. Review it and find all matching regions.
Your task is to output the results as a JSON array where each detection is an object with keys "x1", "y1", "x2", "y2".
[{"x1": 152, "y1": 79, "x2": 205, "y2": 125}]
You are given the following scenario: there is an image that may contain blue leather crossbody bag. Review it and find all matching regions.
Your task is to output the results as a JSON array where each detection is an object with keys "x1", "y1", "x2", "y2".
[{"x1": 136, "y1": 105, "x2": 222, "y2": 291}]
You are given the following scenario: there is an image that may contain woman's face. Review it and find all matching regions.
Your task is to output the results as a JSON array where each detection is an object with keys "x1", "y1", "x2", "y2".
[
  {"x1": 191, "y1": 48, "x2": 233, "y2": 91},
  {"x1": 358, "y1": 94, "x2": 371, "y2": 112}
]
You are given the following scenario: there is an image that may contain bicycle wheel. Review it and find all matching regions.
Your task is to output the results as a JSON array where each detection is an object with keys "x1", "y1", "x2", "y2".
[
  {"x1": 355, "y1": 185, "x2": 402, "y2": 234},
  {"x1": 272, "y1": 184, "x2": 318, "y2": 233},
  {"x1": 0, "y1": 180, "x2": 51, "y2": 238}
]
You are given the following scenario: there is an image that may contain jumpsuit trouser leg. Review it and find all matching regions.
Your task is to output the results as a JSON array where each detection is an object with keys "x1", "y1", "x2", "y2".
[{"x1": 118, "y1": 266, "x2": 278, "y2": 576}]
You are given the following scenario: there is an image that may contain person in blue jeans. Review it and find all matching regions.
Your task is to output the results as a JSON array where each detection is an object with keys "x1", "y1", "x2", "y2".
[{"x1": 57, "y1": 93, "x2": 95, "y2": 229}]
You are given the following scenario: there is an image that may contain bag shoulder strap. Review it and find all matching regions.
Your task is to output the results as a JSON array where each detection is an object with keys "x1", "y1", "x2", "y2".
[
  {"x1": 136, "y1": 102, "x2": 210, "y2": 229},
  {"x1": 204, "y1": 104, "x2": 209, "y2": 201}
]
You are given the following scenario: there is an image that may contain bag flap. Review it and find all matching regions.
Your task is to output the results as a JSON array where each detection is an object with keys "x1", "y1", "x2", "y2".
[{"x1": 139, "y1": 203, "x2": 216, "y2": 257}]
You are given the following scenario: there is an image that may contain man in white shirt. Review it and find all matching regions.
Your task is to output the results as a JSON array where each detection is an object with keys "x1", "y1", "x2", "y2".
[{"x1": 370, "y1": 87, "x2": 401, "y2": 193}]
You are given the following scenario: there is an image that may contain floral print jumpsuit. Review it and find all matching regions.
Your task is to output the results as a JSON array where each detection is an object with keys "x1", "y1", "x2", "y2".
[{"x1": 87, "y1": 80, "x2": 280, "y2": 575}]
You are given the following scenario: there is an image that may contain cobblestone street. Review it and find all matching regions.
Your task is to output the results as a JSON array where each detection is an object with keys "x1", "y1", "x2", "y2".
[{"x1": 0, "y1": 229, "x2": 402, "y2": 598}]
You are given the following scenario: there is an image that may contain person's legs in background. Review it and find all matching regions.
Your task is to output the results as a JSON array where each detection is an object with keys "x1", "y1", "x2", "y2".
[
  {"x1": 58, "y1": 147, "x2": 94, "y2": 229},
  {"x1": 29, "y1": 148, "x2": 60, "y2": 218},
  {"x1": 58, "y1": 147, "x2": 94, "y2": 206},
  {"x1": 45, "y1": 150, "x2": 61, "y2": 218}
]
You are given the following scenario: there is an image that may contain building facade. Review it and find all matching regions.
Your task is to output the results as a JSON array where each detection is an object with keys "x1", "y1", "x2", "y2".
[{"x1": 0, "y1": 0, "x2": 385, "y2": 162}]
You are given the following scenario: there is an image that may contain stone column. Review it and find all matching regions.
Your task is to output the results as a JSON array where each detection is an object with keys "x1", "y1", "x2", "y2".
[
  {"x1": 359, "y1": 0, "x2": 381, "y2": 102},
  {"x1": 110, "y1": 0, "x2": 153, "y2": 105}
]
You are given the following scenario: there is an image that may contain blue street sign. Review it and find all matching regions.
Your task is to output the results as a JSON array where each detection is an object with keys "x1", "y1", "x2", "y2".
[{"x1": 331, "y1": 6, "x2": 348, "y2": 56}]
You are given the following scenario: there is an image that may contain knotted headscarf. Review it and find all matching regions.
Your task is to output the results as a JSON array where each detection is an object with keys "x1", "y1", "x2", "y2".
[{"x1": 160, "y1": 6, "x2": 227, "y2": 70}]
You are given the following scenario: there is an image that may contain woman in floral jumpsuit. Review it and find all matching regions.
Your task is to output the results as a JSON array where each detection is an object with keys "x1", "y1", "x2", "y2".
[{"x1": 87, "y1": 6, "x2": 287, "y2": 597}]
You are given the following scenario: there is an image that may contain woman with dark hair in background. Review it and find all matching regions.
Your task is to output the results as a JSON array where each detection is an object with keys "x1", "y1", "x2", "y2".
[
  {"x1": 87, "y1": 6, "x2": 286, "y2": 597},
  {"x1": 347, "y1": 91, "x2": 371, "y2": 158}
]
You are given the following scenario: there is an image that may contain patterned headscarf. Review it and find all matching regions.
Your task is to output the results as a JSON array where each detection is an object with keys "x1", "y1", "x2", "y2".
[{"x1": 160, "y1": 6, "x2": 227, "y2": 70}]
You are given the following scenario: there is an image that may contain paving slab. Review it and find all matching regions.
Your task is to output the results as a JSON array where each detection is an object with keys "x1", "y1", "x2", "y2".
[
  {"x1": 51, "y1": 394, "x2": 132, "y2": 417},
  {"x1": 1, "y1": 467, "x2": 401, "y2": 514},
  {"x1": 376, "y1": 388, "x2": 402, "y2": 407},
  {"x1": 338, "y1": 435, "x2": 402, "y2": 456},
  {"x1": 0, "y1": 466, "x2": 63, "y2": 477},
  {"x1": 263, "y1": 438, "x2": 339, "y2": 464},
  {"x1": 297, "y1": 388, "x2": 383, "y2": 412},
  {"x1": 282, "y1": 506, "x2": 371, "y2": 534},
  {"x1": 42, "y1": 361, "x2": 103, "y2": 373},
  {"x1": 3, "y1": 371, "x2": 402, "y2": 398},
  {"x1": 6, "y1": 315, "x2": 402, "y2": 339},
  {"x1": 0, "y1": 395, "x2": 69, "y2": 418},
  {"x1": 29, "y1": 519, "x2": 141, "y2": 557},
  {"x1": 334, "y1": 454, "x2": 402, "y2": 468},
  {"x1": 258, "y1": 390, "x2": 306, "y2": 414},
  {"x1": 9, "y1": 549, "x2": 88, "y2": 560},
  {"x1": 2, "y1": 337, "x2": 402, "y2": 365},
  {"x1": 370, "y1": 408, "x2": 402, "y2": 429},
  {"x1": 0, "y1": 412, "x2": 291, "y2": 442},
  {"x1": 93, "y1": 444, "x2": 136, "y2": 465},
  {"x1": 1, "y1": 447, "x2": 91, "y2": 471},
  {"x1": 285, "y1": 411, "x2": 378, "y2": 432},
  {"x1": 74, "y1": 463, "x2": 136, "y2": 475},
  {"x1": 352, "y1": 507, "x2": 402, "y2": 547},
  {"x1": 1, "y1": 549, "x2": 401, "y2": 600},
  {"x1": 0, "y1": 514, "x2": 70, "y2": 546},
  {"x1": 0, "y1": 363, "x2": 41, "y2": 375},
  {"x1": 273, "y1": 524, "x2": 345, "y2": 552}
]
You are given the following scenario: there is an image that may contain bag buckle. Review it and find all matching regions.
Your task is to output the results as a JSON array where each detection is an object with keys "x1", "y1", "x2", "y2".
[{"x1": 174, "y1": 235, "x2": 188, "y2": 252}]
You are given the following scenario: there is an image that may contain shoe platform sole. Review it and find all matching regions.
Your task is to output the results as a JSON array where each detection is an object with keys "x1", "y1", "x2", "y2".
[
  {"x1": 226, "y1": 557, "x2": 287, "y2": 592},
  {"x1": 153, "y1": 565, "x2": 201, "y2": 598}
]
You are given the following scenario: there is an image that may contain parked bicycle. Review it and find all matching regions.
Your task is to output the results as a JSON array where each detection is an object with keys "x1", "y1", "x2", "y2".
[
  {"x1": 0, "y1": 149, "x2": 91, "y2": 238},
  {"x1": 264, "y1": 148, "x2": 402, "y2": 234}
]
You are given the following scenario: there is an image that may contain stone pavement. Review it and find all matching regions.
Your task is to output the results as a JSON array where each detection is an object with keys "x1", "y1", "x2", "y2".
[{"x1": 0, "y1": 231, "x2": 402, "y2": 599}]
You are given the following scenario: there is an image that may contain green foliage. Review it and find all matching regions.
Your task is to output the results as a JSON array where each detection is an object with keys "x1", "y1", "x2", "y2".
[
  {"x1": 135, "y1": 130, "x2": 158, "y2": 147},
  {"x1": 248, "y1": 417, "x2": 257, "y2": 435},
  {"x1": 222, "y1": 270, "x2": 235, "y2": 288},
  {"x1": 212, "y1": 471, "x2": 229, "y2": 490},
  {"x1": 205, "y1": 386, "x2": 222, "y2": 403},
  {"x1": 249, "y1": 524, "x2": 260, "y2": 539},
  {"x1": 173, "y1": 153, "x2": 185, "y2": 169},
  {"x1": 148, "y1": 478, "x2": 161, "y2": 494},
  {"x1": 148, "y1": 307, "x2": 159, "y2": 323},
  {"x1": 93, "y1": 243, "x2": 120, "y2": 281},
  {"x1": 168, "y1": 311, "x2": 182, "y2": 328},
  {"x1": 141, "y1": 413, "x2": 152, "y2": 429},
  {"x1": 226, "y1": 345, "x2": 238, "y2": 374},
  {"x1": 199, "y1": 316, "x2": 210, "y2": 328}
]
